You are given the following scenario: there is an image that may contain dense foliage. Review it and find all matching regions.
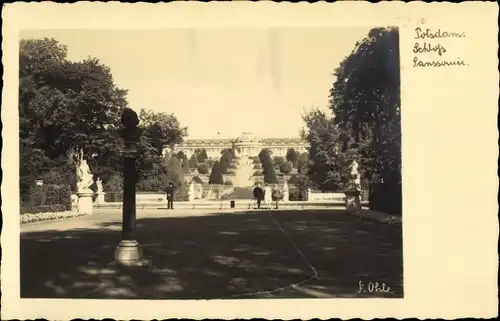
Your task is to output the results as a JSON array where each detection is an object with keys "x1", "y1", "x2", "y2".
[
  {"x1": 303, "y1": 27, "x2": 401, "y2": 214},
  {"x1": 194, "y1": 149, "x2": 208, "y2": 163},
  {"x1": 19, "y1": 37, "x2": 188, "y2": 203},
  {"x1": 279, "y1": 161, "x2": 293, "y2": 174},
  {"x1": 258, "y1": 149, "x2": 278, "y2": 184},
  {"x1": 197, "y1": 163, "x2": 209, "y2": 175}
]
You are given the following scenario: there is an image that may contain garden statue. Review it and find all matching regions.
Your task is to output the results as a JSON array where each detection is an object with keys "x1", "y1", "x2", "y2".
[
  {"x1": 283, "y1": 180, "x2": 289, "y2": 202},
  {"x1": 95, "y1": 177, "x2": 105, "y2": 204},
  {"x1": 264, "y1": 185, "x2": 272, "y2": 206},
  {"x1": 77, "y1": 159, "x2": 93, "y2": 193},
  {"x1": 96, "y1": 177, "x2": 104, "y2": 193},
  {"x1": 188, "y1": 181, "x2": 195, "y2": 202},
  {"x1": 349, "y1": 160, "x2": 362, "y2": 191}
]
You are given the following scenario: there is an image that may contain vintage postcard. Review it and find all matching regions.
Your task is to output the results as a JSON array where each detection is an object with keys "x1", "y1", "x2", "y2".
[{"x1": 1, "y1": 1, "x2": 498, "y2": 320}]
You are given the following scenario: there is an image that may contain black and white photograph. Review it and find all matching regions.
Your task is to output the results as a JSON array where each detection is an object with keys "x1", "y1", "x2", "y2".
[
  {"x1": 17, "y1": 26, "x2": 403, "y2": 300},
  {"x1": 2, "y1": 2, "x2": 498, "y2": 320}
]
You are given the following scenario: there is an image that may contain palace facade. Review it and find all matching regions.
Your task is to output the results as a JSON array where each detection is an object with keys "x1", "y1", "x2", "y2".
[{"x1": 171, "y1": 132, "x2": 308, "y2": 159}]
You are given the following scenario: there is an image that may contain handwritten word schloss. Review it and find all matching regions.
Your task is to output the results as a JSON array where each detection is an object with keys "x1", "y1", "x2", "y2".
[{"x1": 413, "y1": 27, "x2": 468, "y2": 68}]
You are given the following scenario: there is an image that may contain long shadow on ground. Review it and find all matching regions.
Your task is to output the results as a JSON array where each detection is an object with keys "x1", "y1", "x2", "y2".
[{"x1": 21, "y1": 209, "x2": 403, "y2": 299}]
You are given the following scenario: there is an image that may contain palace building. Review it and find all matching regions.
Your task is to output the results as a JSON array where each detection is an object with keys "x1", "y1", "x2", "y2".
[{"x1": 171, "y1": 132, "x2": 308, "y2": 159}]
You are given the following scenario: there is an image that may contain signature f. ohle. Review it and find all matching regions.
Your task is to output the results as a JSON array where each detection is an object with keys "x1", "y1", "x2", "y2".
[{"x1": 357, "y1": 280, "x2": 392, "y2": 293}]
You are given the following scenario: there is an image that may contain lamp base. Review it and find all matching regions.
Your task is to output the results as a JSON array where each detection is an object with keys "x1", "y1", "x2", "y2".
[{"x1": 113, "y1": 240, "x2": 150, "y2": 268}]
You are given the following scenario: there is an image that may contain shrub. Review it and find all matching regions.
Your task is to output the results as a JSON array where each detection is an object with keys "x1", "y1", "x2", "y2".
[
  {"x1": 105, "y1": 192, "x2": 123, "y2": 203},
  {"x1": 192, "y1": 176, "x2": 203, "y2": 184},
  {"x1": 189, "y1": 154, "x2": 199, "y2": 169},
  {"x1": 286, "y1": 148, "x2": 299, "y2": 168},
  {"x1": 197, "y1": 163, "x2": 209, "y2": 175},
  {"x1": 287, "y1": 174, "x2": 299, "y2": 185},
  {"x1": 29, "y1": 185, "x2": 46, "y2": 207},
  {"x1": 104, "y1": 172, "x2": 123, "y2": 192},
  {"x1": 273, "y1": 156, "x2": 285, "y2": 167},
  {"x1": 253, "y1": 163, "x2": 262, "y2": 170},
  {"x1": 195, "y1": 148, "x2": 208, "y2": 163},
  {"x1": 45, "y1": 184, "x2": 71, "y2": 209},
  {"x1": 279, "y1": 161, "x2": 293, "y2": 174},
  {"x1": 224, "y1": 180, "x2": 233, "y2": 186},
  {"x1": 28, "y1": 184, "x2": 71, "y2": 210},
  {"x1": 182, "y1": 154, "x2": 190, "y2": 174},
  {"x1": 209, "y1": 161, "x2": 224, "y2": 185},
  {"x1": 21, "y1": 204, "x2": 69, "y2": 214},
  {"x1": 137, "y1": 177, "x2": 167, "y2": 192},
  {"x1": 272, "y1": 188, "x2": 284, "y2": 201}
]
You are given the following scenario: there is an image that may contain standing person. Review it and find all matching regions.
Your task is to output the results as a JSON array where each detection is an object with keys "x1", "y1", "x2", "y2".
[
  {"x1": 166, "y1": 182, "x2": 175, "y2": 210},
  {"x1": 272, "y1": 184, "x2": 283, "y2": 209},
  {"x1": 253, "y1": 183, "x2": 264, "y2": 209}
]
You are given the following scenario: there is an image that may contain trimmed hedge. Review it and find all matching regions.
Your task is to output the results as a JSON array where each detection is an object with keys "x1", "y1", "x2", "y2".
[
  {"x1": 20, "y1": 204, "x2": 69, "y2": 214},
  {"x1": 198, "y1": 163, "x2": 209, "y2": 175},
  {"x1": 27, "y1": 184, "x2": 71, "y2": 211}
]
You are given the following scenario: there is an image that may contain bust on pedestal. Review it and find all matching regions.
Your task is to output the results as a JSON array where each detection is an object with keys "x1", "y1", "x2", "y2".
[
  {"x1": 345, "y1": 160, "x2": 362, "y2": 212},
  {"x1": 113, "y1": 108, "x2": 149, "y2": 268},
  {"x1": 76, "y1": 158, "x2": 94, "y2": 215}
]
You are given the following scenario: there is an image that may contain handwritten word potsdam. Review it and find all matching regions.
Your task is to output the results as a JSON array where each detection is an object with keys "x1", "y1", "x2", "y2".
[{"x1": 414, "y1": 27, "x2": 466, "y2": 40}]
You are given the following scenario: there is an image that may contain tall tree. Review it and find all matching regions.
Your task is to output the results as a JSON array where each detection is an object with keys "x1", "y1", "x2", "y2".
[
  {"x1": 286, "y1": 148, "x2": 299, "y2": 168},
  {"x1": 219, "y1": 150, "x2": 233, "y2": 174},
  {"x1": 208, "y1": 160, "x2": 223, "y2": 185},
  {"x1": 165, "y1": 156, "x2": 185, "y2": 188},
  {"x1": 19, "y1": 38, "x2": 128, "y2": 192},
  {"x1": 329, "y1": 27, "x2": 401, "y2": 213},
  {"x1": 189, "y1": 154, "x2": 199, "y2": 169},
  {"x1": 303, "y1": 108, "x2": 347, "y2": 191},
  {"x1": 181, "y1": 154, "x2": 190, "y2": 174},
  {"x1": 259, "y1": 149, "x2": 278, "y2": 184},
  {"x1": 139, "y1": 109, "x2": 188, "y2": 155}
]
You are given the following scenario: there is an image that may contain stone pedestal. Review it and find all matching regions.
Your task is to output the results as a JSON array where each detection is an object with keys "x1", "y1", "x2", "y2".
[
  {"x1": 77, "y1": 192, "x2": 93, "y2": 214},
  {"x1": 114, "y1": 240, "x2": 149, "y2": 267},
  {"x1": 345, "y1": 190, "x2": 362, "y2": 212},
  {"x1": 283, "y1": 190, "x2": 289, "y2": 202},
  {"x1": 96, "y1": 192, "x2": 105, "y2": 204}
]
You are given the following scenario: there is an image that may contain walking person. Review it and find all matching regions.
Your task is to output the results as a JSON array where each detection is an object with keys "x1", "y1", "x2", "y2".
[
  {"x1": 272, "y1": 184, "x2": 283, "y2": 209},
  {"x1": 253, "y1": 183, "x2": 264, "y2": 209},
  {"x1": 166, "y1": 182, "x2": 175, "y2": 210}
]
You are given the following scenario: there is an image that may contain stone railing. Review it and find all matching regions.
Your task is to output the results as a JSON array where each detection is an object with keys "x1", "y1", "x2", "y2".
[{"x1": 307, "y1": 191, "x2": 346, "y2": 202}]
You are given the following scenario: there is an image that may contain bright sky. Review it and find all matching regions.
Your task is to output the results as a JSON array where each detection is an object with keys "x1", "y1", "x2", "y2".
[{"x1": 21, "y1": 28, "x2": 370, "y2": 138}]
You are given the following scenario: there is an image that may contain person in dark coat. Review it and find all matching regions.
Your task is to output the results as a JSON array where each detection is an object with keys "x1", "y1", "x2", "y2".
[
  {"x1": 253, "y1": 183, "x2": 264, "y2": 209},
  {"x1": 166, "y1": 182, "x2": 175, "y2": 209}
]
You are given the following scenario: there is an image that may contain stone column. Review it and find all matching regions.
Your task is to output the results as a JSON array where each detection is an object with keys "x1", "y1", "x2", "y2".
[{"x1": 114, "y1": 108, "x2": 148, "y2": 267}]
